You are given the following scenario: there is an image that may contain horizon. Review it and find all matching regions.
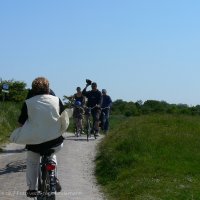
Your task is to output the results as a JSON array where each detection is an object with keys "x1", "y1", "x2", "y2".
[{"x1": 1, "y1": 77, "x2": 199, "y2": 107}]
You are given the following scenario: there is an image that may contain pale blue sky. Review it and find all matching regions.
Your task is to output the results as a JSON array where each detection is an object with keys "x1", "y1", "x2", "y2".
[{"x1": 0, "y1": 0, "x2": 200, "y2": 105}]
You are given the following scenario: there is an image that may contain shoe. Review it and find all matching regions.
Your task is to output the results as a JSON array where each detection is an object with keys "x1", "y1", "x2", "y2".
[
  {"x1": 56, "y1": 178, "x2": 62, "y2": 192},
  {"x1": 26, "y1": 189, "x2": 37, "y2": 198}
]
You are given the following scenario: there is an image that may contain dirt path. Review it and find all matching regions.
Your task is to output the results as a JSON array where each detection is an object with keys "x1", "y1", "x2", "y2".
[{"x1": 0, "y1": 133, "x2": 106, "y2": 200}]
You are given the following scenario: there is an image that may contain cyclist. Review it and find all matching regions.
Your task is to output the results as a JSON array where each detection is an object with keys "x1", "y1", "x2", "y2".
[
  {"x1": 82, "y1": 81, "x2": 102, "y2": 135},
  {"x1": 10, "y1": 77, "x2": 68, "y2": 198},
  {"x1": 100, "y1": 89, "x2": 112, "y2": 133},
  {"x1": 65, "y1": 87, "x2": 85, "y2": 135},
  {"x1": 66, "y1": 86, "x2": 85, "y2": 105},
  {"x1": 74, "y1": 86, "x2": 85, "y2": 105},
  {"x1": 73, "y1": 100, "x2": 85, "y2": 136}
]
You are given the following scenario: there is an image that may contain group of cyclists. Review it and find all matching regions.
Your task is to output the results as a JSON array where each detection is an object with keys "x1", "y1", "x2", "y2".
[
  {"x1": 10, "y1": 77, "x2": 112, "y2": 198},
  {"x1": 67, "y1": 79, "x2": 112, "y2": 137}
]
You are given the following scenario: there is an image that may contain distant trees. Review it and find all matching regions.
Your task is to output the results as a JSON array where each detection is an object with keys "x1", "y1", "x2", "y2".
[
  {"x1": 111, "y1": 99, "x2": 200, "y2": 116},
  {"x1": 1, "y1": 78, "x2": 200, "y2": 117},
  {"x1": 112, "y1": 99, "x2": 140, "y2": 117},
  {"x1": 0, "y1": 79, "x2": 28, "y2": 102}
]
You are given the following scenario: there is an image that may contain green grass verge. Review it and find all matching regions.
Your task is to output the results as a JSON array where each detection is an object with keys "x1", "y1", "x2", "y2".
[
  {"x1": 0, "y1": 102, "x2": 22, "y2": 145},
  {"x1": 95, "y1": 114, "x2": 200, "y2": 200}
]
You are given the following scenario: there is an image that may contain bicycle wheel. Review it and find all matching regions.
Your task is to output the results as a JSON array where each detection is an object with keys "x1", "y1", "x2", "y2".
[
  {"x1": 37, "y1": 165, "x2": 44, "y2": 200},
  {"x1": 37, "y1": 170, "x2": 56, "y2": 200},
  {"x1": 86, "y1": 119, "x2": 91, "y2": 141}
]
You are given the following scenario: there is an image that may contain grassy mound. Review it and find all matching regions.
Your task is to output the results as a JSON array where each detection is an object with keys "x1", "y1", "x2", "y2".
[{"x1": 96, "y1": 114, "x2": 200, "y2": 200}]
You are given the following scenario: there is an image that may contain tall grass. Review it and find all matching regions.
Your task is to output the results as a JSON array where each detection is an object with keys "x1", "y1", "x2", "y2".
[
  {"x1": 95, "y1": 114, "x2": 200, "y2": 200},
  {"x1": 0, "y1": 102, "x2": 22, "y2": 144}
]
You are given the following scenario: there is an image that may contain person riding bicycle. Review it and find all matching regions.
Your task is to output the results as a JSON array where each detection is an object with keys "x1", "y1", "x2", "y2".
[
  {"x1": 65, "y1": 86, "x2": 85, "y2": 106},
  {"x1": 10, "y1": 77, "x2": 69, "y2": 198},
  {"x1": 74, "y1": 86, "x2": 85, "y2": 105},
  {"x1": 73, "y1": 100, "x2": 85, "y2": 136},
  {"x1": 100, "y1": 89, "x2": 112, "y2": 133},
  {"x1": 82, "y1": 80, "x2": 102, "y2": 135}
]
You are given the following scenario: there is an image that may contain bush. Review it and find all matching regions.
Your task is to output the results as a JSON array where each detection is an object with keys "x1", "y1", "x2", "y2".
[{"x1": 0, "y1": 80, "x2": 28, "y2": 102}]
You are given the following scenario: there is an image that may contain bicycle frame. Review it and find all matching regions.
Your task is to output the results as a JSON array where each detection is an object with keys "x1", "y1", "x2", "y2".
[
  {"x1": 85, "y1": 112, "x2": 92, "y2": 141},
  {"x1": 85, "y1": 106, "x2": 98, "y2": 141},
  {"x1": 37, "y1": 149, "x2": 56, "y2": 200}
]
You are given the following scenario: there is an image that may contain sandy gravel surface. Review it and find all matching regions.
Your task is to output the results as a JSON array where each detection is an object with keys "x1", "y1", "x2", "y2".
[{"x1": 0, "y1": 133, "x2": 106, "y2": 200}]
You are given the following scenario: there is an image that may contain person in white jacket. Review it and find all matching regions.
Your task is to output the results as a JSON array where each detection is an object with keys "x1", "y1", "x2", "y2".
[{"x1": 10, "y1": 77, "x2": 69, "y2": 198}]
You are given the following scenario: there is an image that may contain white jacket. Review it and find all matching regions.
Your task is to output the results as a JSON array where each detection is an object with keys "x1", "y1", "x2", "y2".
[{"x1": 10, "y1": 95, "x2": 69, "y2": 144}]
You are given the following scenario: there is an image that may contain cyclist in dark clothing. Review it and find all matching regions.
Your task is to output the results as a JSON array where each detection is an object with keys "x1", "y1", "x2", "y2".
[
  {"x1": 82, "y1": 82, "x2": 102, "y2": 134},
  {"x1": 100, "y1": 89, "x2": 112, "y2": 133}
]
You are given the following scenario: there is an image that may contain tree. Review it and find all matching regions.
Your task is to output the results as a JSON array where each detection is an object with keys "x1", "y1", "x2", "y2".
[{"x1": 0, "y1": 79, "x2": 28, "y2": 102}]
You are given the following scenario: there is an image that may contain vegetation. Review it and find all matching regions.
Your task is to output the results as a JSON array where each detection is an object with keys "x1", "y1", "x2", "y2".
[
  {"x1": 0, "y1": 79, "x2": 28, "y2": 102},
  {"x1": 1, "y1": 79, "x2": 200, "y2": 199},
  {"x1": 0, "y1": 102, "x2": 22, "y2": 144},
  {"x1": 0, "y1": 79, "x2": 27, "y2": 145},
  {"x1": 96, "y1": 114, "x2": 200, "y2": 199},
  {"x1": 111, "y1": 99, "x2": 200, "y2": 116}
]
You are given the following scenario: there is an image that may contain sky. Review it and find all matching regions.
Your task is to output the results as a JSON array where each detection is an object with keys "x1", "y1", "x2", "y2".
[{"x1": 0, "y1": 0, "x2": 200, "y2": 106}]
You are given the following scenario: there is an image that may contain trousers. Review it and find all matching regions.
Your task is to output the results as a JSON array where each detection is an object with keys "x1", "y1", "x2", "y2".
[{"x1": 26, "y1": 144, "x2": 63, "y2": 190}]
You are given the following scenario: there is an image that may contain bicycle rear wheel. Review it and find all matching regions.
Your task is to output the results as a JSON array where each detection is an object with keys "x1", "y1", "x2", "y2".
[{"x1": 37, "y1": 170, "x2": 56, "y2": 200}]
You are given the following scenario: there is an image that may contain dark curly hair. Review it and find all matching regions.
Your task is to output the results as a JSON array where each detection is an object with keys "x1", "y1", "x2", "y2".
[{"x1": 31, "y1": 77, "x2": 50, "y2": 95}]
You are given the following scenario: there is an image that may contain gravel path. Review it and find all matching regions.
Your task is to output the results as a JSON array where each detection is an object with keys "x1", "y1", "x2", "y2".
[{"x1": 0, "y1": 133, "x2": 106, "y2": 200}]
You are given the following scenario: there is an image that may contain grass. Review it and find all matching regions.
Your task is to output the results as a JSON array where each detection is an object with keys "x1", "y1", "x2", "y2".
[
  {"x1": 95, "y1": 114, "x2": 200, "y2": 200},
  {"x1": 0, "y1": 102, "x2": 22, "y2": 145}
]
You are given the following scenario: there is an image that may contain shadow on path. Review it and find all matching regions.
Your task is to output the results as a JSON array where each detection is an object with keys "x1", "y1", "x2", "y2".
[
  {"x1": 1, "y1": 149, "x2": 26, "y2": 154},
  {"x1": 64, "y1": 135, "x2": 96, "y2": 142},
  {"x1": 0, "y1": 160, "x2": 26, "y2": 175}
]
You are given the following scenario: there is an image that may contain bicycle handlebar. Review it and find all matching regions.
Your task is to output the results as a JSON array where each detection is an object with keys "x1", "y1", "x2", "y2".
[
  {"x1": 85, "y1": 106, "x2": 110, "y2": 111},
  {"x1": 101, "y1": 106, "x2": 110, "y2": 110},
  {"x1": 85, "y1": 106, "x2": 98, "y2": 110}
]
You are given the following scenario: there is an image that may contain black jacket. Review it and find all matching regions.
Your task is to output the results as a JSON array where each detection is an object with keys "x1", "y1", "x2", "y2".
[{"x1": 82, "y1": 88, "x2": 102, "y2": 107}]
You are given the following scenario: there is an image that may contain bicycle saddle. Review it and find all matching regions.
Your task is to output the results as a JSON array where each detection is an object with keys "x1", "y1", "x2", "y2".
[{"x1": 40, "y1": 149, "x2": 55, "y2": 156}]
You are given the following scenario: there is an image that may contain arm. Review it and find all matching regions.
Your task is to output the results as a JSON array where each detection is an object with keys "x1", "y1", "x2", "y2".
[
  {"x1": 49, "y1": 89, "x2": 65, "y2": 114},
  {"x1": 108, "y1": 96, "x2": 112, "y2": 107},
  {"x1": 82, "y1": 84, "x2": 90, "y2": 97},
  {"x1": 18, "y1": 102, "x2": 28, "y2": 125},
  {"x1": 82, "y1": 96, "x2": 86, "y2": 106},
  {"x1": 59, "y1": 98, "x2": 65, "y2": 114},
  {"x1": 18, "y1": 89, "x2": 33, "y2": 125}
]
